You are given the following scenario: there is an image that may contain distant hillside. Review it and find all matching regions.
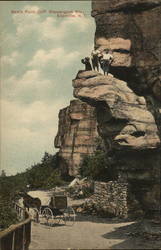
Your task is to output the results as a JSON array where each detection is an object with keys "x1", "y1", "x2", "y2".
[{"x1": 0, "y1": 152, "x2": 65, "y2": 229}]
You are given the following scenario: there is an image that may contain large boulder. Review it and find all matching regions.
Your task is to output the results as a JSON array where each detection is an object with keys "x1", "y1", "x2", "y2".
[
  {"x1": 73, "y1": 70, "x2": 161, "y2": 218},
  {"x1": 54, "y1": 99, "x2": 98, "y2": 176},
  {"x1": 73, "y1": 72, "x2": 160, "y2": 151}
]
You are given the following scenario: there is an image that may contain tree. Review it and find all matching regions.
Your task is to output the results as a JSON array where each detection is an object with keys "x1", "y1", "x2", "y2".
[
  {"x1": 80, "y1": 138, "x2": 116, "y2": 181},
  {"x1": 1, "y1": 170, "x2": 6, "y2": 177},
  {"x1": 0, "y1": 152, "x2": 63, "y2": 229},
  {"x1": 80, "y1": 150, "x2": 109, "y2": 181},
  {"x1": 25, "y1": 152, "x2": 62, "y2": 189}
]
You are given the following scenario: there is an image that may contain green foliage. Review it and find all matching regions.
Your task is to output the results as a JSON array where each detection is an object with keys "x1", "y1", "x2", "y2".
[
  {"x1": 0, "y1": 152, "x2": 64, "y2": 229},
  {"x1": 45, "y1": 169, "x2": 65, "y2": 189},
  {"x1": 0, "y1": 176, "x2": 19, "y2": 229},
  {"x1": 79, "y1": 137, "x2": 114, "y2": 181},
  {"x1": 25, "y1": 152, "x2": 64, "y2": 189},
  {"x1": 0, "y1": 170, "x2": 6, "y2": 177},
  {"x1": 80, "y1": 150, "x2": 109, "y2": 181},
  {"x1": 0, "y1": 201, "x2": 18, "y2": 229}
]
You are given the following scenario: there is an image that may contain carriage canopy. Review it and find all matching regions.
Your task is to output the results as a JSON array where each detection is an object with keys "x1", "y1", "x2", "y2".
[{"x1": 50, "y1": 195, "x2": 67, "y2": 210}]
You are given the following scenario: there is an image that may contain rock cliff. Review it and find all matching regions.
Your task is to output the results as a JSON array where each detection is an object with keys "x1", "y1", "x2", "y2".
[
  {"x1": 72, "y1": 0, "x2": 161, "y2": 218},
  {"x1": 54, "y1": 99, "x2": 98, "y2": 176},
  {"x1": 92, "y1": 0, "x2": 161, "y2": 101}
]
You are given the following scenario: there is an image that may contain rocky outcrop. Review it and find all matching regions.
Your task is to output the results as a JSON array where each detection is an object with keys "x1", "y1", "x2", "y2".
[
  {"x1": 92, "y1": 0, "x2": 161, "y2": 14},
  {"x1": 54, "y1": 99, "x2": 98, "y2": 176},
  {"x1": 92, "y1": 0, "x2": 161, "y2": 101},
  {"x1": 73, "y1": 71, "x2": 160, "y2": 151},
  {"x1": 73, "y1": 71, "x2": 161, "y2": 217},
  {"x1": 54, "y1": 0, "x2": 161, "y2": 219},
  {"x1": 72, "y1": 0, "x2": 161, "y2": 219}
]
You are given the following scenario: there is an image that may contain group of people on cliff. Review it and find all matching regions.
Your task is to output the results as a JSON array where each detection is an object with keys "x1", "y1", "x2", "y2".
[{"x1": 81, "y1": 48, "x2": 114, "y2": 75}]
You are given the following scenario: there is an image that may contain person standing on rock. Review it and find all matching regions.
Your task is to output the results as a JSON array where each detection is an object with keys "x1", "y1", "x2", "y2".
[
  {"x1": 91, "y1": 49, "x2": 100, "y2": 71},
  {"x1": 81, "y1": 57, "x2": 92, "y2": 71},
  {"x1": 97, "y1": 49, "x2": 103, "y2": 64},
  {"x1": 100, "y1": 50, "x2": 114, "y2": 75}
]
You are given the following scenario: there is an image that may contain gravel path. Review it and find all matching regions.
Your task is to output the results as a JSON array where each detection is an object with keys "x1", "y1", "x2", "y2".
[
  {"x1": 29, "y1": 217, "x2": 132, "y2": 249},
  {"x1": 29, "y1": 215, "x2": 161, "y2": 249},
  {"x1": 28, "y1": 190, "x2": 161, "y2": 249}
]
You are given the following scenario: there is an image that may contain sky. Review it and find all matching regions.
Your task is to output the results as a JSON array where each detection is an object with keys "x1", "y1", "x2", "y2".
[{"x1": 0, "y1": 1, "x2": 95, "y2": 175}]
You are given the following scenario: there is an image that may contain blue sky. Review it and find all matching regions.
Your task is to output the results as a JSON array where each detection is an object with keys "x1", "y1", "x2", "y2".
[{"x1": 0, "y1": 1, "x2": 95, "y2": 175}]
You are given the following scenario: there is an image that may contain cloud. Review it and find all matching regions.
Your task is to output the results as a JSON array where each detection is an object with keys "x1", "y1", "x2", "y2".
[
  {"x1": 7, "y1": 5, "x2": 93, "y2": 46},
  {"x1": 28, "y1": 47, "x2": 80, "y2": 69},
  {"x1": 1, "y1": 98, "x2": 69, "y2": 174},
  {"x1": 2, "y1": 70, "x2": 55, "y2": 103},
  {"x1": 40, "y1": 15, "x2": 93, "y2": 41},
  {"x1": 1, "y1": 51, "x2": 21, "y2": 66},
  {"x1": 0, "y1": 2, "x2": 94, "y2": 175},
  {"x1": 12, "y1": 5, "x2": 41, "y2": 39},
  {"x1": 1, "y1": 99, "x2": 67, "y2": 132}
]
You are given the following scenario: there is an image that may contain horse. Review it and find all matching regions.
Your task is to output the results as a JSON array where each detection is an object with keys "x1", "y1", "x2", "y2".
[{"x1": 18, "y1": 192, "x2": 41, "y2": 211}]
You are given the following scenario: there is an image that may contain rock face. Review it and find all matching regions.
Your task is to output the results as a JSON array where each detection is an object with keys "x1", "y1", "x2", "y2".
[
  {"x1": 73, "y1": 71, "x2": 161, "y2": 217},
  {"x1": 92, "y1": 0, "x2": 161, "y2": 101},
  {"x1": 54, "y1": 99, "x2": 98, "y2": 176},
  {"x1": 74, "y1": 71, "x2": 160, "y2": 151},
  {"x1": 72, "y1": 0, "x2": 161, "y2": 218}
]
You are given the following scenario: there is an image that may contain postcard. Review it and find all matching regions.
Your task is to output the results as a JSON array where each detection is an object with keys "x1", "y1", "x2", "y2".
[{"x1": 0, "y1": 0, "x2": 161, "y2": 250}]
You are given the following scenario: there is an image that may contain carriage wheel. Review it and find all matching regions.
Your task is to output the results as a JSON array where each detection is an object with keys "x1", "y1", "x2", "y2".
[
  {"x1": 38, "y1": 206, "x2": 45, "y2": 222},
  {"x1": 63, "y1": 206, "x2": 76, "y2": 226},
  {"x1": 30, "y1": 208, "x2": 39, "y2": 223},
  {"x1": 42, "y1": 208, "x2": 53, "y2": 226},
  {"x1": 53, "y1": 214, "x2": 61, "y2": 225}
]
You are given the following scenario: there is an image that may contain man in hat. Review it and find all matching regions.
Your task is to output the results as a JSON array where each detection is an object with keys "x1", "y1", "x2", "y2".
[
  {"x1": 100, "y1": 50, "x2": 114, "y2": 75},
  {"x1": 91, "y1": 49, "x2": 100, "y2": 71}
]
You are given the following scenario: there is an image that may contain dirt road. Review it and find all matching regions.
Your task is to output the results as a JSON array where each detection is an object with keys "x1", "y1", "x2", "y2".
[
  {"x1": 29, "y1": 215, "x2": 161, "y2": 250},
  {"x1": 28, "y1": 190, "x2": 161, "y2": 250}
]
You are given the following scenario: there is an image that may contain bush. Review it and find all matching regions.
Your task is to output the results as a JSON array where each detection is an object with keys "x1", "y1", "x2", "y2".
[
  {"x1": 0, "y1": 177, "x2": 19, "y2": 229},
  {"x1": 0, "y1": 152, "x2": 63, "y2": 229},
  {"x1": 24, "y1": 152, "x2": 67, "y2": 189},
  {"x1": 79, "y1": 137, "x2": 118, "y2": 182},
  {"x1": 44, "y1": 169, "x2": 65, "y2": 189},
  {"x1": 0, "y1": 201, "x2": 18, "y2": 229},
  {"x1": 80, "y1": 150, "x2": 109, "y2": 181}
]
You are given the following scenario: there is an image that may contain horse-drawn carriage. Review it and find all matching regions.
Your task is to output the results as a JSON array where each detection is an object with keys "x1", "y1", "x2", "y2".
[
  {"x1": 19, "y1": 192, "x2": 75, "y2": 226},
  {"x1": 38, "y1": 194, "x2": 75, "y2": 226}
]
